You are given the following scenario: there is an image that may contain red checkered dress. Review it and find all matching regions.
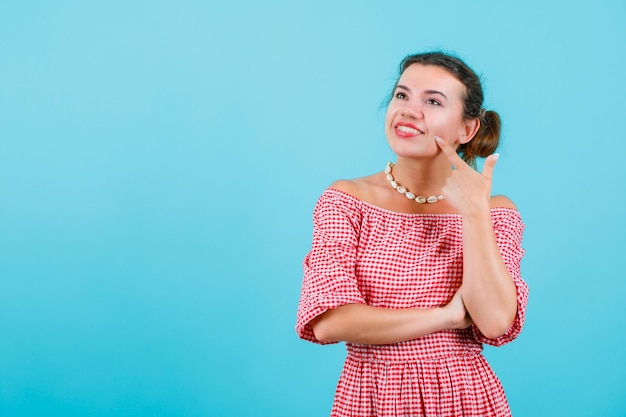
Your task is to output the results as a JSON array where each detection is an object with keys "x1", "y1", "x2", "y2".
[{"x1": 296, "y1": 189, "x2": 528, "y2": 417}]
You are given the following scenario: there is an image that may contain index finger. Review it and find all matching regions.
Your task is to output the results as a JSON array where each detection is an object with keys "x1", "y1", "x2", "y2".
[{"x1": 434, "y1": 136, "x2": 467, "y2": 169}]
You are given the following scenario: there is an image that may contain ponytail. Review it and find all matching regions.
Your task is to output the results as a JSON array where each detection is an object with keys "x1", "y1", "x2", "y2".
[{"x1": 458, "y1": 110, "x2": 501, "y2": 168}]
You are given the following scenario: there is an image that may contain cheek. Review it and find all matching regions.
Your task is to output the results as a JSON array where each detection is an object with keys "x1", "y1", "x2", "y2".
[
  {"x1": 428, "y1": 114, "x2": 463, "y2": 138},
  {"x1": 427, "y1": 117, "x2": 452, "y2": 136},
  {"x1": 385, "y1": 105, "x2": 396, "y2": 122},
  {"x1": 384, "y1": 108, "x2": 396, "y2": 131}
]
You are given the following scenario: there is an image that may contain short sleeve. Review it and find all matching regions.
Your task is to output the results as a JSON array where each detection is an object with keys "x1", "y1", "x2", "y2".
[
  {"x1": 295, "y1": 190, "x2": 366, "y2": 344},
  {"x1": 472, "y1": 208, "x2": 529, "y2": 347}
]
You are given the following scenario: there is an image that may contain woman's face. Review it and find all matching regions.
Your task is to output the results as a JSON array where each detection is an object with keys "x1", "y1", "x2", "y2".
[{"x1": 385, "y1": 64, "x2": 474, "y2": 159}]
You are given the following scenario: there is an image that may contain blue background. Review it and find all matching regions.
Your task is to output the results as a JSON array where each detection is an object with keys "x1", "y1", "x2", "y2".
[{"x1": 1, "y1": 1, "x2": 625, "y2": 416}]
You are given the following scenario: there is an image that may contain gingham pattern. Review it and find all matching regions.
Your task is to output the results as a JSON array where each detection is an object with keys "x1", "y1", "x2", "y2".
[{"x1": 296, "y1": 189, "x2": 528, "y2": 417}]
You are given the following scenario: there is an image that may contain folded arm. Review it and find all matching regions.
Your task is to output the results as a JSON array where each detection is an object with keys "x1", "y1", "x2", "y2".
[{"x1": 311, "y1": 288, "x2": 471, "y2": 345}]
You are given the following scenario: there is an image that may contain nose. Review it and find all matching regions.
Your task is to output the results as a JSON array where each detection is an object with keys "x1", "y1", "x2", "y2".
[{"x1": 400, "y1": 103, "x2": 423, "y2": 119}]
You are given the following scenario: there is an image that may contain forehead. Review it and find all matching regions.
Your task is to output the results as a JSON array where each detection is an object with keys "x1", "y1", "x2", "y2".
[{"x1": 398, "y1": 64, "x2": 466, "y2": 97}]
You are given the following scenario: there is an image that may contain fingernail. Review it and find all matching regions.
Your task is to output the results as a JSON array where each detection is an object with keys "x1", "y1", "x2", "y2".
[
  {"x1": 492, "y1": 153, "x2": 500, "y2": 160},
  {"x1": 434, "y1": 136, "x2": 442, "y2": 143}
]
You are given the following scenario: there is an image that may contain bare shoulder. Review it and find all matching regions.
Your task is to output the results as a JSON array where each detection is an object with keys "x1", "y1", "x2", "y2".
[
  {"x1": 490, "y1": 195, "x2": 518, "y2": 210},
  {"x1": 329, "y1": 175, "x2": 380, "y2": 201},
  {"x1": 329, "y1": 179, "x2": 360, "y2": 195}
]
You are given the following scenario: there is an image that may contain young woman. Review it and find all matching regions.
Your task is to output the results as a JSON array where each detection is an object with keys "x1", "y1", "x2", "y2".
[{"x1": 296, "y1": 52, "x2": 528, "y2": 417}]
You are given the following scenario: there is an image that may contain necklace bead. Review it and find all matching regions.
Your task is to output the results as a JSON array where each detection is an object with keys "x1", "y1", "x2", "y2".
[{"x1": 385, "y1": 162, "x2": 444, "y2": 204}]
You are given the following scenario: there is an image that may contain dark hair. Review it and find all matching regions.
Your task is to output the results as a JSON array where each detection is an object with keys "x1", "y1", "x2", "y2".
[{"x1": 392, "y1": 51, "x2": 501, "y2": 168}]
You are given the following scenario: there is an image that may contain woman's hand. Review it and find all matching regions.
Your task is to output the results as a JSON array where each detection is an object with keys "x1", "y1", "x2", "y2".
[
  {"x1": 434, "y1": 136, "x2": 498, "y2": 216},
  {"x1": 444, "y1": 287, "x2": 473, "y2": 330}
]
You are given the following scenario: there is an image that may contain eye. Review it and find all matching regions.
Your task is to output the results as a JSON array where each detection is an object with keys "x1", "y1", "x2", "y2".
[
  {"x1": 426, "y1": 98, "x2": 441, "y2": 106},
  {"x1": 394, "y1": 91, "x2": 407, "y2": 100}
]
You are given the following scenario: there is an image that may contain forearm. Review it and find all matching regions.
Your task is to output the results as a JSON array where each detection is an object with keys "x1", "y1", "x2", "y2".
[
  {"x1": 462, "y1": 209, "x2": 518, "y2": 339},
  {"x1": 311, "y1": 303, "x2": 454, "y2": 345}
]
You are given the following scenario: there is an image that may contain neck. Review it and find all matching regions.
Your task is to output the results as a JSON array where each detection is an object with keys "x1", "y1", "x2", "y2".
[{"x1": 389, "y1": 156, "x2": 452, "y2": 194}]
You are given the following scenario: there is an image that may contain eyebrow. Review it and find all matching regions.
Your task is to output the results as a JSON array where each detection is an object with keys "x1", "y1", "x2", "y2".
[
  {"x1": 424, "y1": 89, "x2": 448, "y2": 100},
  {"x1": 396, "y1": 84, "x2": 448, "y2": 100}
]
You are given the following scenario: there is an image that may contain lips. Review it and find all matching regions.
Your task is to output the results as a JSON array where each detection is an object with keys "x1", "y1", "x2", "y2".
[{"x1": 394, "y1": 122, "x2": 424, "y2": 137}]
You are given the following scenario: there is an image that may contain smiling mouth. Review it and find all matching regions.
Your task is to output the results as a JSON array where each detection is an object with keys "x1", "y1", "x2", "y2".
[{"x1": 396, "y1": 125, "x2": 423, "y2": 135}]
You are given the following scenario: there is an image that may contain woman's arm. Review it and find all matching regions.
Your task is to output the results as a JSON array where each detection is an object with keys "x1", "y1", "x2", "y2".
[
  {"x1": 311, "y1": 287, "x2": 471, "y2": 344},
  {"x1": 460, "y1": 198, "x2": 518, "y2": 339},
  {"x1": 435, "y1": 137, "x2": 519, "y2": 339}
]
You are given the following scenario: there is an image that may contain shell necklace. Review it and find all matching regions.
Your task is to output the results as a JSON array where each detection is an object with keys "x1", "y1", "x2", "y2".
[{"x1": 385, "y1": 162, "x2": 444, "y2": 204}]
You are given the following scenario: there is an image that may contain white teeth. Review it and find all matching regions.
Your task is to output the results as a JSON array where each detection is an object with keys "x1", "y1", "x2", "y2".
[{"x1": 397, "y1": 125, "x2": 420, "y2": 134}]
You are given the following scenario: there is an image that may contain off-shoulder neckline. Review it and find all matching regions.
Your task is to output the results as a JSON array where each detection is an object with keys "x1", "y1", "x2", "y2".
[{"x1": 324, "y1": 188, "x2": 521, "y2": 219}]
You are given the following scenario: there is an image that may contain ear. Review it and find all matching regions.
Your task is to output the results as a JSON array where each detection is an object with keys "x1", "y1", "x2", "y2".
[{"x1": 457, "y1": 117, "x2": 480, "y2": 145}]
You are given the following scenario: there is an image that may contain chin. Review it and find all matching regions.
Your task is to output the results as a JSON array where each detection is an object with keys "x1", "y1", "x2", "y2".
[{"x1": 388, "y1": 143, "x2": 438, "y2": 159}]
